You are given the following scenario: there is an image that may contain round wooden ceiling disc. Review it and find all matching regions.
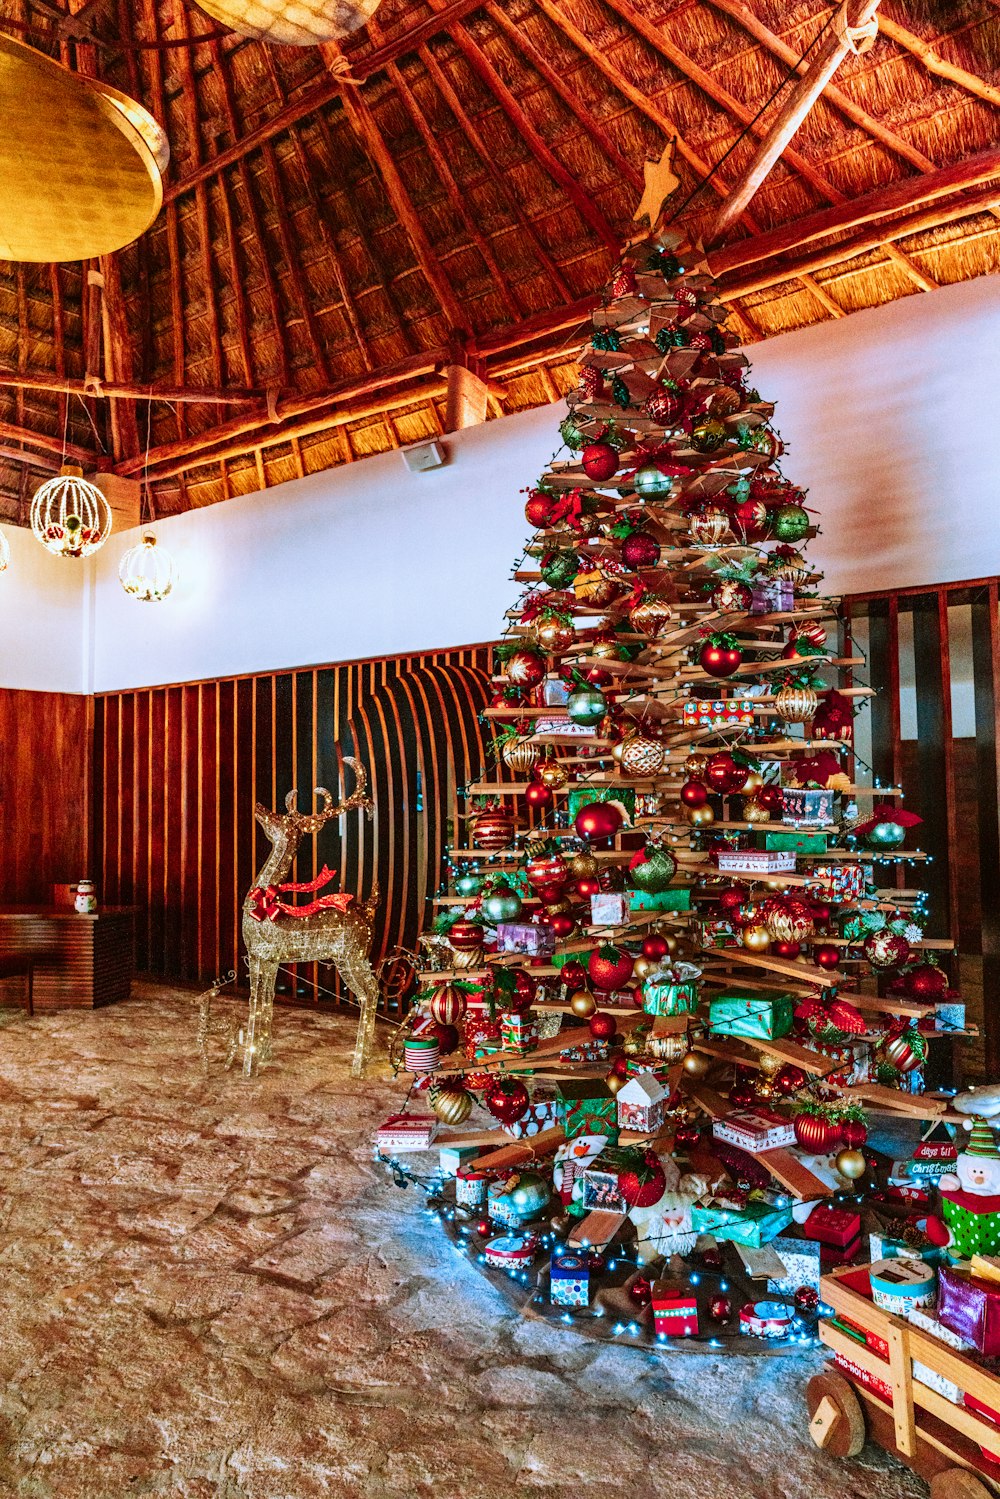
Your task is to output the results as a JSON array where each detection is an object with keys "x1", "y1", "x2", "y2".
[
  {"x1": 0, "y1": 34, "x2": 167, "y2": 263},
  {"x1": 193, "y1": 0, "x2": 381, "y2": 45}
]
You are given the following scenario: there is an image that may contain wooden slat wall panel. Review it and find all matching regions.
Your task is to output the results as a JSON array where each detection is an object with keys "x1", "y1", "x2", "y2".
[
  {"x1": 92, "y1": 646, "x2": 493, "y2": 1004},
  {"x1": 0, "y1": 689, "x2": 92, "y2": 901}
]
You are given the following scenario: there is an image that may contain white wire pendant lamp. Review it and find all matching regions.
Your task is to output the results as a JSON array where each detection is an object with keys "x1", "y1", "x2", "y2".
[
  {"x1": 118, "y1": 529, "x2": 174, "y2": 602},
  {"x1": 30, "y1": 463, "x2": 112, "y2": 558}
]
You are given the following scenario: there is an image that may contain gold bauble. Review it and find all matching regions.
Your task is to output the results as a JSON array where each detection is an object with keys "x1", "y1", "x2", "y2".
[
  {"x1": 629, "y1": 597, "x2": 674, "y2": 639},
  {"x1": 758, "y1": 1052, "x2": 783, "y2": 1078},
  {"x1": 774, "y1": 684, "x2": 819, "y2": 724},
  {"x1": 770, "y1": 550, "x2": 809, "y2": 584},
  {"x1": 658, "y1": 933, "x2": 679, "y2": 959},
  {"x1": 649, "y1": 1031, "x2": 689, "y2": 1063},
  {"x1": 835, "y1": 1148, "x2": 868, "y2": 1182},
  {"x1": 538, "y1": 760, "x2": 569, "y2": 790},
  {"x1": 755, "y1": 1080, "x2": 776, "y2": 1103},
  {"x1": 682, "y1": 1050, "x2": 710, "y2": 1079},
  {"x1": 568, "y1": 852, "x2": 598, "y2": 879},
  {"x1": 687, "y1": 805, "x2": 715, "y2": 827},
  {"x1": 620, "y1": 734, "x2": 666, "y2": 778},
  {"x1": 684, "y1": 754, "x2": 706, "y2": 777},
  {"x1": 689, "y1": 507, "x2": 731, "y2": 546},
  {"x1": 429, "y1": 1082, "x2": 473, "y2": 1126},
  {"x1": 741, "y1": 923, "x2": 772, "y2": 952},
  {"x1": 742, "y1": 771, "x2": 764, "y2": 796},
  {"x1": 605, "y1": 1070, "x2": 625, "y2": 1095},
  {"x1": 570, "y1": 989, "x2": 597, "y2": 1018},
  {"x1": 709, "y1": 386, "x2": 742, "y2": 419},
  {"x1": 743, "y1": 798, "x2": 771, "y2": 824},
  {"x1": 501, "y1": 736, "x2": 539, "y2": 775},
  {"x1": 591, "y1": 636, "x2": 627, "y2": 661},
  {"x1": 194, "y1": 0, "x2": 380, "y2": 45},
  {"x1": 611, "y1": 740, "x2": 625, "y2": 765},
  {"x1": 453, "y1": 947, "x2": 483, "y2": 970},
  {"x1": 633, "y1": 957, "x2": 655, "y2": 982},
  {"x1": 536, "y1": 616, "x2": 576, "y2": 653}
]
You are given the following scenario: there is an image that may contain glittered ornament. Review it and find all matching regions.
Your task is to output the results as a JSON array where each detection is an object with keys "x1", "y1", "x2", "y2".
[
  {"x1": 589, "y1": 1010, "x2": 617, "y2": 1041},
  {"x1": 689, "y1": 507, "x2": 731, "y2": 546},
  {"x1": 633, "y1": 464, "x2": 675, "y2": 498},
  {"x1": 429, "y1": 983, "x2": 467, "y2": 1026},
  {"x1": 620, "y1": 733, "x2": 666, "y2": 777},
  {"x1": 793, "y1": 1286, "x2": 819, "y2": 1314},
  {"x1": 629, "y1": 595, "x2": 674, "y2": 638},
  {"x1": 448, "y1": 919, "x2": 484, "y2": 952},
  {"x1": 484, "y1": 1076, "x2": 530, "y2": 1124},
  {"x1": 429, "y1": 1080, "x2": 473, "y2": 1126},
  {"x1": 621, "y1": 530, "x2": 661, "y2": 570},
  {"x1": 774, "y1": 683, "x2": 818, "y2": 724},
  {"x1": 588, "y1": 944, "x2": 634, "y2": 990},
  {"x1": 644, "y1": 387, "x2": 680, "y2": 423},
  {"x1": 502, "y1": 736, "x2": 539, "y2": 775},
  {"x1": 472, "y1": 808, "x2": 516, "y2": 850},
  {"x1": 618, "y1": 1149, "x2": 667, "y2": 1208},
  {"x1": 541, "y1": 549, "x2": 580, "y2": 590},
  {"x1": 505, "y1": 648, "x2": 547, "y2": 688},
  {"x1": 773, "y1": 503, "x2": 810, "y2": 542},
  {"x1": 691, "y1": 418, "x2": 727, "y2": 453},
  {"x1": 711, "y1": 579, "x2": 753, "y2": 613},
  {"x1": 863, "y1": 928, "x2": 910, "y2": 970},
  {"x1": 582, "y1": 441, "x2": 619, "y2": 482},
  {"x1": 628, "y1": 843, "x2": 677, "y2": 893}
]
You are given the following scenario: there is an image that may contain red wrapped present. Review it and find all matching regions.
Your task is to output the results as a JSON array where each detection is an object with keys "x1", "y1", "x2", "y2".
[
  {"x1": 652, "y1": 1279, "x2": 699, "y2": 1338},
  {"x1": 803, "y1": 1204, "x2": 861, "y2": 1250},
  {"x1": 939, "y1": 1264, "x2": 1000, "y2": 1356}
]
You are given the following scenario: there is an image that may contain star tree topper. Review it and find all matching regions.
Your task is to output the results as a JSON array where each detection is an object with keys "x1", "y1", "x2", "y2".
[{"x1": 633, "y1": 140, "x2": 680, "y2": 231}]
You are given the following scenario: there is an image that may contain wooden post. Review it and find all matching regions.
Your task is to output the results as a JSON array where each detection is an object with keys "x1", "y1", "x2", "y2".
[{"x1": 708, "y1": 0, "x2": 882, "y2": 246}]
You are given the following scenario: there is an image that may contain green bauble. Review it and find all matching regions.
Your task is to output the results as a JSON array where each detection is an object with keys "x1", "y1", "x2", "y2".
[
  {"x1": 481, "y1": 884, "x2": 523, "y2": 924},
  {"x1": 691, "y1": 419, "x2": 727, "y2": 453},
  {"x1": 630, "y1": 847, "x2": 678, "y2": 894},
  {"x1": 866, "y1": 821, "x2": 907, "y2": 850},
  {"x1": 567, "y1": 685, "x2": 606, "y2": 726},
  {"x1": 505, "y1": 1170, "x2": 551, "y2": 1221},
  {"x1": 541, "y1": 550, "x2": 579, "y2": 589},
  {"x1": 454, "y1": 872, "x2": 483, "y2": 898},
  {"x1": 559, "y1": 416, "x2": 586, "y2": 452},
  {"x1": 773, "y1": 504, "x2": 811, "y2": 542},
  {"x1": 634, "y1": 464, "x2": 674, "y2": 498}
]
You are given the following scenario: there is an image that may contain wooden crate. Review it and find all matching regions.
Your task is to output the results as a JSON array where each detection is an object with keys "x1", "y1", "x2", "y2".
[{"x1": 814, "y1": 1264, "x2": 1000, "y2": 1494}]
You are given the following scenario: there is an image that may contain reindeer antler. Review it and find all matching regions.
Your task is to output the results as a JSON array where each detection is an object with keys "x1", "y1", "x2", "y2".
[{"x1": 331, "y1": 757, "x2": 375, "y2": 821}]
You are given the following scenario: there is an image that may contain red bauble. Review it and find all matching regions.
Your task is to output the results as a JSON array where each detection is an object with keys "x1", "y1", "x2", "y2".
[
  {"x1": 621, "y1": 531, "x2": 661, "y2": 570},
  {"x1": 718, "y1": 884, "x2": 748, "y2": 913},
  {"x1": 585, "y1": 666, "x2": 614, "y2": 687},
  {"x1": 550, "y1": 913, "x2": 576, "y2": 938},
  {"x1": 699, "y1": 641, "x2": 742, "y2": 678},
  {"x1": 772, "y1": 940, "x2": 801, "y2": 959},
  {"x1": 907, "y1": 963, "x2": 948, "y2": 999},
  {"x1": 700, "y1": 1245, "x2": 723, "y2": 1269},
  {"x1": 581, "y1": 441, "x2": 619, "y2": 482},
  {"x1": 449, "y1": 919, "x2": 483, "y2": 951},
  {"x1": 775, "y1": 1064, "x2": 807, "y2": 1096},
  {"x1": 574, "y1": 802, "x2": 623, "y2": 841},
  {"x1": 524, "y1": 780, "x2": 553, "y2": 811},
  {"x1": 561, "y1": 960, "x2": 587, "y2": 990},
  {"x1": 484, "y1": 1076, "x2": 530, "y2": 1124},
  {"x1": 673, "y1": 1120, "x2": 701, "y2": 1149},
  {"x1": 729, "y1": 1081, "x2": 757, "y2": 1109},
  {"x1": 588, "y1": 944, "x2": 634, "y2": 990},
  {"x1": 757, "y1": 785, "x2": 784, "y2": 815},
  {"x1": 733, "y1": 498, "x2": 769, "y2": 541},
  {"x1": 794, "y1": 1286, "x2": 820, "y2": 1315},
  {"x1": 524, "y1": 490, "x2": 555, "y2": 528},
  {"x1": 705, "y1": 752, "x2": 749, "y2": 795},
  {"x1": 709, "y1": 1295, "x2": 732, "y2": 1323},
  {"x1": 575, "y1": 877, "x2": 601, "y2": 897},
  {"x1": 611, "y1": 1054, "x2": 630, "y2": 1078},
  {"x1": 431, "y1": 1022, "x2": 459, "y2": 1055},
  {"x1": 505, "y1": 648, "x2": 547, "y2": 688},
  {"x1": 813, "y1": 944, "x2": 841, "y2": 970},
  {"x1": 793, "y1": 1112, "x2": 835, "y2": 1152},
  {"x1": 526, "y1": 852, "x2": 568, "y2": 891},
  {"x1": 641, "y1": 934, "x2": 670, "y2": 961},
  {"x1": 589, "y1": 1011, "x2": 617, "y2": 1041},
  {"x1": 841, "y1": 1119, "x2": 868, "y2": 1148},
  {"x1": 618, "y1": 1151, "x2": 666, "y2": 1209},
  {"x1": 681, "y1": 779, "x2": 709, "y2": 809},
  {"x1": 508, "y1": 970, "x2": 536, "y2": 1013},
  {"x1": 863, "y1": 929, "x2": 910, "y2": 970},
  {"x1": 629, "y1": 1274, "x2": 653, "y2": 1308}
]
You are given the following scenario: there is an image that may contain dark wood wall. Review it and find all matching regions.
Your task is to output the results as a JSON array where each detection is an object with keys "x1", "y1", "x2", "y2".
[
  {"x1": 0, "y1": 689, "x2": 92, "y2": 902},
  {"x1": 92, "y1": 646, "x2": 492, "y2": 1004}
]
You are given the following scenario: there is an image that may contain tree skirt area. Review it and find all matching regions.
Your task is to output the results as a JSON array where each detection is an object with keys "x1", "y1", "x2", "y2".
[{"x1": 0, "y1": 982, "x2": 926, "y2": 1499}]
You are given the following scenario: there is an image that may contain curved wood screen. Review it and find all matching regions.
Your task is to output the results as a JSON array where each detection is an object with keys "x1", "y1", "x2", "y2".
[{"x1": 92, "y1": 647, "x2": 492, "y2": 1010}]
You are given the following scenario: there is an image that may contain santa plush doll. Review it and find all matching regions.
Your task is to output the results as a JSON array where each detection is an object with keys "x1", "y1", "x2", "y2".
[{"x1": 926, "y1": 1117, "x2": 1000, "y2": 1260}]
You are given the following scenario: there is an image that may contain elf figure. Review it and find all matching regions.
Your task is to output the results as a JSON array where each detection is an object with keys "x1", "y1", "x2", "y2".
[{"x1": 926, "y1": 1117, "x2": 1000, "y2": 1260}]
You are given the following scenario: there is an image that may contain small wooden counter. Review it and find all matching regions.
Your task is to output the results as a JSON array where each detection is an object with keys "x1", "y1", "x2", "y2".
[{"x1": 0, "y1": 907, "x2": 134, "y2": 1010}]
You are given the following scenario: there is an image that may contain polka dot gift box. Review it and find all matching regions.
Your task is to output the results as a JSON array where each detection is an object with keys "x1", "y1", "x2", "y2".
[{"x1": 927, "y1": 1117, "x2": 1000, "y2": 1260}]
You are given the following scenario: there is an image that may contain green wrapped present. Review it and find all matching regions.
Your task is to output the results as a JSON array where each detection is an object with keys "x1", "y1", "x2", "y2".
[
  {"x1": 630, "y1": 888, "x2": 692, "y2": 913},
  {"x1": 642, "y1": 962, "x2": 701, "y2": 1017},
  {"x1": 709, "y1": 990, "x2": 794, "y2": 1040},
  {"x1": 690, "y1": 1199, "x2": 793, "y2": 1247},
  {"x1": 555, "y1": 1079, "x2": 619, "y2": 1142},
  {"x1": 753, "y1": 830, "x2": 829, "y2": 854},
  {"x1": 567, "y1": 786, "x2": 635, "y2": 822}
]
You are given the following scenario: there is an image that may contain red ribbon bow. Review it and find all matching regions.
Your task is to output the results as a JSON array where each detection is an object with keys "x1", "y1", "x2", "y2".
[{"x1": 247, "y1": 865, "x2": 356, "y2": 923}]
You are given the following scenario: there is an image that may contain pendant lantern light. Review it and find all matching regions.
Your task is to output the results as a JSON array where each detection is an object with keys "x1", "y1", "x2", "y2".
[
  {"x1": 118, "y1": 530, "x2": 175, "y2": 603},
  {"x1": 30, "y1": 465, "x2": 112, "y2": 558}
]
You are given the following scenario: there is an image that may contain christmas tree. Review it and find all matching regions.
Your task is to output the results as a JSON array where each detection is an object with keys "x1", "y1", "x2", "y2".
[{"x1": 375, "y1": 199, "x2": 960, "y2": 1349}]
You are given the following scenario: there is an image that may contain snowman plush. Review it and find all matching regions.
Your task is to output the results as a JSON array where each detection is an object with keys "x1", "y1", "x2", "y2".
[{"x1": 926, "y1": 1117, "x2": 1000, "y2": 1259}]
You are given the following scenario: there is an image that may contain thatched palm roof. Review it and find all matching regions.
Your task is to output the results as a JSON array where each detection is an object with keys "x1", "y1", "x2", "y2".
[{"x1": 0, "y1": 0, "x2": 997, "y2": 519}]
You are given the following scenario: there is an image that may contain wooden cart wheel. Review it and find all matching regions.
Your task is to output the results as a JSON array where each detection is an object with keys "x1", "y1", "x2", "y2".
[
  {"x1": 806, "y1": 1371, "x2": 866, "y2": 1458},
  {"x1": 929, "y1": 1469, "x2": 994, "y2": 1499}
]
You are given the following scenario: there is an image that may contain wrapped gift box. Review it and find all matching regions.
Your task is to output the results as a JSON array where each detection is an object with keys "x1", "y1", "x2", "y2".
[
  {"x1": 869, "y1": 1228, "x2": 941, "y2": 1266},
  {"x1": 712, "y1": 1108, "x2": 797, "y2": 1154},
  {"x1": 766, "y1": 1234, "x2": 822, "y2": 1295},
  {"x1": 559, "y1": 1038, "x2": 609, "y2": 1064},
  {"x1": 709, "y1": 991, "x2": 794, "y2": 1041},
  {"x1": 581, "y1": 1148, "x2": 632, "y2": 1212},
  {"x1": 803, "y1": 1205, "x2": 861, "y2": 1264},
  {"x1": 652, "y1": 1279, "x2": 699, "y2": 1337},
  {"x1": 642, "y1": 963, "x2": 701, "y2": 1017},
  {"x1": 739, "y1": 1300, "x2": 794, "y2": 1339},
  {"x1": 439, "y1": 1144, "x2": 479, "y2": 1177},
  {"x1": 698, "y1": 918, "x2": 740, "y2": 949},
  {"x1": 682, "y1": 698, "x2": 755, "y2": 731},
  {"x1": 616, "y1": 1071, "x2": 668, "y2": 1133},
  {"x1": 556, "y1": 1079, "x2": 619, "y2": 1141},
  {"x1": 811, "y1": 864, "x2": 866, "y2": 904},
  {"x1": 485, "y1": 1233, "x2": 536, "y2": 1270},
  {"x1": 781, "y1": 787, "x2": 835, "y2": 827},
  {"x1": 811, "y1": 1038, "x2": 872, "y2": 1092},
  {"x1": 630, "y1": 888, "x2": 692, "y2": 914},
  {"x1": 935, "y1": 1003, "x2": 967, "y2": 1032},
  {"x1": 375, "y1": 1114, "x2": 438, "y2": 1152},
  {"x1": 907, "y1": 1306, "x2": 974, "y2": 1404},
  {"x1": 590, "y1": 892, "x2": 630, "y2": 926},
  {"x1": 716, "y1": 849, "x2": 796, "y2": 875},
  {"x1": 496, "y1": 922, "x2": 555, "y2": 956},
  {"x1": 456, "y1": 1167, "x2": 493, "y2": 1208},
  {"x1": 550, "y1": 1250, "x2": 590, "y2": 1307},
  {"x1": 567, "y1": 787, "x2": 635, "y2": 822},
  {"x1": 869, "y1": 1257, "x2": 937, "y2": 1315},
  {"x1": 500, "y1": 1010, "x2": 539, "y2": 1056},
  {"x1": 939, "y1": 1264, "x2": 1000, "y2": 1355},
  {"x1": 754, "y1": 829, "x2": 830, "y2": 854},
  {"x1": 691, "y1": 1197, "x2": 793, "y2": 1247},
  {"x1": 542, "y1": 678, "x2": 570, "y2": 706},
  {"x1": 751, "y1": 580, "x2": 795, "y2": 615},
  {"x1": 502, "y1": 1099, "x2": 559, "y2": 1139}
]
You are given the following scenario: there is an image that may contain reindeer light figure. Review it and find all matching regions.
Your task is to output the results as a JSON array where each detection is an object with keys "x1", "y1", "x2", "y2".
[{"x1": 242, "y1": 758, "x2": 380, "y2": 1078}]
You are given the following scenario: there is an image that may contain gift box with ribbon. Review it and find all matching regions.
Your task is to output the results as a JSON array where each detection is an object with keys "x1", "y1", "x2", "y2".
[
  {"x1": 556, "y1": 1079, "x2": 619, "y2": 1141},
  {"x1": 938, "y1": 1264, "x2": 1000, "y2": 1355}
]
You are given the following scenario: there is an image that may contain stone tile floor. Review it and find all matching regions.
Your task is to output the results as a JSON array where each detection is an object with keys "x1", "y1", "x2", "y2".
[{"x1": 0, "y1": 982, "x2": 926, "y2": 1499}]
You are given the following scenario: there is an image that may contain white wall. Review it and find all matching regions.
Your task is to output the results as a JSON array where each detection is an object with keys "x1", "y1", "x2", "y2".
[{"x1": 5, "y1": 271, "x2": 1000, "y2": 694}]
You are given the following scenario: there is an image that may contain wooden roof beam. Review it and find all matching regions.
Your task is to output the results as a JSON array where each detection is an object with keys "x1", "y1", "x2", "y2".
[
  {"x1": 874, "y1": 9, "x2": 1000, "y2": 111},
  {"x1": 0, "y1": 419, "x2": 98, "y2": 466},
  {"x1": 324, "y1": 47, "x2": 468, "y2": 332},
  {"x1": 0, "y1": 371, "x2": 262, "y2": 403},
  {"x1": 708, "y1": 0, "x2": 882, "y2": 245}
]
